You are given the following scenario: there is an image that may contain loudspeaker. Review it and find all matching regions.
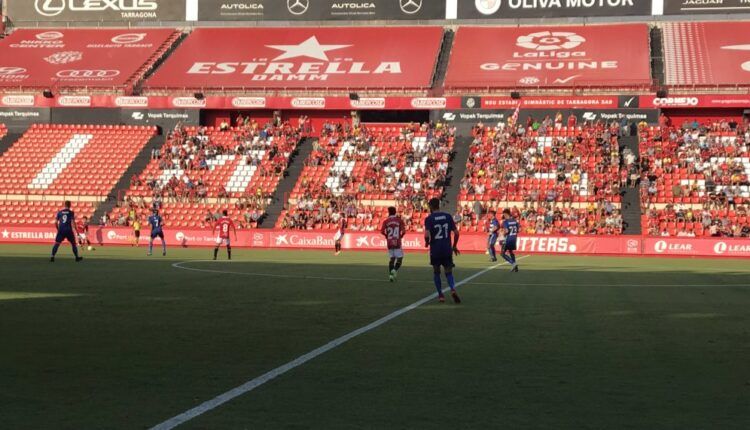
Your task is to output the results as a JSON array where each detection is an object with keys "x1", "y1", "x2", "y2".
[
  {"x1": 349, "y1": 92, "x2": 360, "y2": 101},
  {"x1": 510, "y1": 91, "x2": 521, "y2": 100},
  {"x1": 193, "y1": 92, "x2": 205, "y2": 100},
  {"x1": 42, "y1": 90, "x2": 54, "y2": 99},
  {"x1": 656, "y1": 89, "x2": 668, "y2": 98}
]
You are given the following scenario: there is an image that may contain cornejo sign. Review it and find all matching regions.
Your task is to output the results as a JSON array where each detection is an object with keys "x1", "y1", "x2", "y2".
[
  {"x1": 8, "y1": 0, "x2": 186, "y2": 22},
  {"x1": 460, "y1": 0, "x2": 652, "y2": 18}
]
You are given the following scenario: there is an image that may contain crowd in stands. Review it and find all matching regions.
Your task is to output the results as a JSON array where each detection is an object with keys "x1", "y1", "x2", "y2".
[
  {"x1": 279, "y1": 122, "x2": 455, "y2": 231},
  {"x1": 456, "y1": 201, "x2": 623, "y2": 235},
  {"x1": 113, "y1": 118, "x2": 302, "y2": 229},
  {"x1": 639, "y1": 118, "x2": 750, "y2": 237},
  {"x1": 455, "y1": 116, "x2": 625, "y2": 235}
]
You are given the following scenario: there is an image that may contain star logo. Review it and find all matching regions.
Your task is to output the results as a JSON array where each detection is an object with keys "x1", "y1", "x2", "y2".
[
  {"x1": 356, "y1": 236, "x2": 370, "y2": 247},
  {"x1": 721, "y1": 44, "x2": 750, "y2": 72},
  {"x1": 275, "y1": 234, "x2": 289, "y2": 245},
  {"x1": 721, "y1": 44, "x2": 750, "y2": 51},
  {"x1": 267, "y1": 36, "x2": 350, "y2": 62},
  {"x1": 1, "y1": 229, "x2": 9, "y2": 239}
]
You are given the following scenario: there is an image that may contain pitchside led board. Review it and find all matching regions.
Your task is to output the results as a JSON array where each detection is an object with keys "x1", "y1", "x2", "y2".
[
  {"x1": 6, "y1": 0, "x2": 186, "y2": 22},
  {"x1": 198, "y1": 0, "x2": 446, "y2": 21},
  {"x1": 460, "y1": 0, "x2": 652, "y2": 18}
]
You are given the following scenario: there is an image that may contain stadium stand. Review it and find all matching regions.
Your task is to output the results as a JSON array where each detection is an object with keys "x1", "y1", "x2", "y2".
[
  {"x1": 640, "y1": 121, "x2": 750, "y2": 237},
  {"x1": 0, "y1": 124, "x2": 156, "y2": 196},
  {"x1": 109, "y1": 121, "x2": 303, "y2": 229},
  {"x1": 661, "y1": 21, "x2": 750, "y2": 89},
  {"x1": 458, "y1": 120, "x2": 624, "y2": 235},
  {"x1": 277, "y1": 122, "x2": 455, "y2": 232},
  {"x1": 0, "y1": 123, "x2": 6, "y2": 140},
  {"x1": 0, "y1": 200, "x2": 96, "y2": 225},
  {"x1": 0, "y1": 29, "x2": 181, "y2": 94}
]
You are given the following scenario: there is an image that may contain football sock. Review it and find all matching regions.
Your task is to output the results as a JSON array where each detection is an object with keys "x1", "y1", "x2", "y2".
[
  {"x1": 148, "y1": 241, "x2": 153, "y2": 254},
  {"x1": 51, "y1": 243, "x2": 60, "y2": 257},
  {"x1": 489, "y1": 246, "x2": 496, "y2": 259},
  {"x1": 214, "y1": 247, "x2": 219, "y2": 259},
  {"x1": 227, "y1": 246, "x2": 231, "y2": 260},
  {"x1": 389, "y1": 258, "x2": 395, "y2": 272},
  {"x1": 510, "y1": 252, "x2": 516, "y2": 264},
  {"x1": 446, "y1": 273, "x2": 456, "y2": 291},
  {"x1": 501, "y1": 253, "x2": 513, "y2": 264},
  {"x1": 161, "y1": 241, "x2": 166, "y2": 254},
  {"x1": 395, "y1": 258, "x2": 403, "y2": 271},
  {"x1": 433, "y1": 273, "x2": 442, "y2": 295},
  {"x1": 71, "y1": 243, "x2": 79, "y2": 258}
]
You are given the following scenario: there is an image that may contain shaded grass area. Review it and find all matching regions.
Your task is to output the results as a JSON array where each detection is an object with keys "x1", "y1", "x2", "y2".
[{"x1": 0, "y1": 245, "x2": 748, "y2": 429}]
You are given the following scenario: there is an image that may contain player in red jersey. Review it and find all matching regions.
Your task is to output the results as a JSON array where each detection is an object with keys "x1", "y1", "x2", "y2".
[
  {"x1": 380, "y1": 206, "x2": 406, "y2": 282},
  {"x1": 77, "y1": 216, "x2": 94, "y2": 251},
  {"x1": 213, "y1": 209, "x2": 237, "y2": 260},
  {"x1": 334, "y1": 213, "x2": 347, "y2": 255}
]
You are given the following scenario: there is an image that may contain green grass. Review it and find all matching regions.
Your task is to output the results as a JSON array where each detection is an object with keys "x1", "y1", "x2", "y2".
[{"x1": 1, "y1": 244, "x2": 749, "y2": 430}]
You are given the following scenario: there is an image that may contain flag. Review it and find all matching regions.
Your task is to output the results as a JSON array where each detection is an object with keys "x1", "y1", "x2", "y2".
[{"x1": 508, "y1": 102, "x2": 521, "y2": 127}]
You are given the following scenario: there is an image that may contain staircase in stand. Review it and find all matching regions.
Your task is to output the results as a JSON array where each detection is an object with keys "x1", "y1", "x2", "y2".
[{"x1": 260, "y1": 137, "x2": 315, "y2": 228}]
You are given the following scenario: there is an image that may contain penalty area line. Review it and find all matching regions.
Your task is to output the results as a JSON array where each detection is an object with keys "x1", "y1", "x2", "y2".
[{"x1": 151, "y1": 257, "x2": 525, "y2": 430}]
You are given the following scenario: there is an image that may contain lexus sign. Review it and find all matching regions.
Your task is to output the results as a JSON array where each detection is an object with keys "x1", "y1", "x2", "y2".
[{"x1": 8, "y1": 0, "x2": 186, "y2": 22}]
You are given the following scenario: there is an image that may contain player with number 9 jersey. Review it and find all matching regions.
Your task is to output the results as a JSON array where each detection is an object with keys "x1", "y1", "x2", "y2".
[{"x1": 50, "y1": 200, "x2": 82, "y2": 262}]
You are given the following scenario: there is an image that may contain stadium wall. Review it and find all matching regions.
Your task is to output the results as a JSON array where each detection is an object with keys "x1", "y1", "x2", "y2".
[{"x1": 1, "y1": 225, "x2": 749, "y2": 258}]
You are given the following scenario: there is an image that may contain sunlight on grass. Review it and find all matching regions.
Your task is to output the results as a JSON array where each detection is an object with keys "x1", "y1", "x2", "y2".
[{"x1": 0, "y1": 292, "x2": 83, "y2": 301}]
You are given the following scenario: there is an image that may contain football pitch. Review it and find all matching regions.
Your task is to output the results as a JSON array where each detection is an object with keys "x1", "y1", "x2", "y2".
[{"x1": 1, "y1": 244, "x2": 749, "y2": 430}]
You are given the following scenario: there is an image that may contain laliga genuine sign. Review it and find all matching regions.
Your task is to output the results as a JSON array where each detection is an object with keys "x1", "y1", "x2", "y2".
[
  {"x1": 446, "y1": 24, "x2": 651, "y2": 89},
  {"x1": 481, "y1": 30, "x2": 617, "y2": 86}
]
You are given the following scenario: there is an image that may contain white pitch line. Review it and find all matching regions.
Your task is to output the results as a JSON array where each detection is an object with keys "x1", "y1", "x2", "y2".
[
  {"x1": 174, "y1": 261, "x2": 745, "y2": 289},
  {"x1": 152, "y1": 257, "x2": 524, "y2": 430}
]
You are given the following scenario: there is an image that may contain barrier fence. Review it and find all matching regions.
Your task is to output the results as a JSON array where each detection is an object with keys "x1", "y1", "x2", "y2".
[{"x1": 2, "y1": 225, "x2": 749, "y2": 258}]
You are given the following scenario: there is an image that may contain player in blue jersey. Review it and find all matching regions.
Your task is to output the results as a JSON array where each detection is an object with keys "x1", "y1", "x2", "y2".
[
  {"x1": 147, "y1": 209, "x2": 167, "y2": 256},
  {"x1": 424, "y1": 198, "x2": 461, "y2": 304},
  {"x1": 487, "y1": 210, "x2": 501, "y2": 262},
  {"x1": 50, "y1": 200, "x2": 83, "y2": 262},
  {"x1": 501, "y1": 209, "x2": 520, "y2": 272}
]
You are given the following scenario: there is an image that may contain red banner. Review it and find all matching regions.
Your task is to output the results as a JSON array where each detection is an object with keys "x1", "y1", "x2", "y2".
[
  {"x1": 481, "y1": 96, "x2": 620, "y2": 109},
  {"x1": 4, "y1": 224, "x2": 750, "y2": 258},
  {"x1": 643, "y1": 238, "x2": 750, "y2": 258},
  {"x1": 146, "y1": 27, "x2": 444, "y2": 91},
  {"x1": 446, "y1": 25, "x2": 652, "y2": 89},
  {"x1": 662, "y1": 22, "x2": 750, "y2": 87},
  {"x1": 0, "y1": 225, "x2": 637, "y2": 256},
  {"x1": 0, "y1": 29, "x2": 176, "y2": 89},
  {"x1": 638, "y1": 94, "x2": 750, "y2": 109},
  {"x1": 0, "y1": 94, "x2": 461, "y2": 110}
]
